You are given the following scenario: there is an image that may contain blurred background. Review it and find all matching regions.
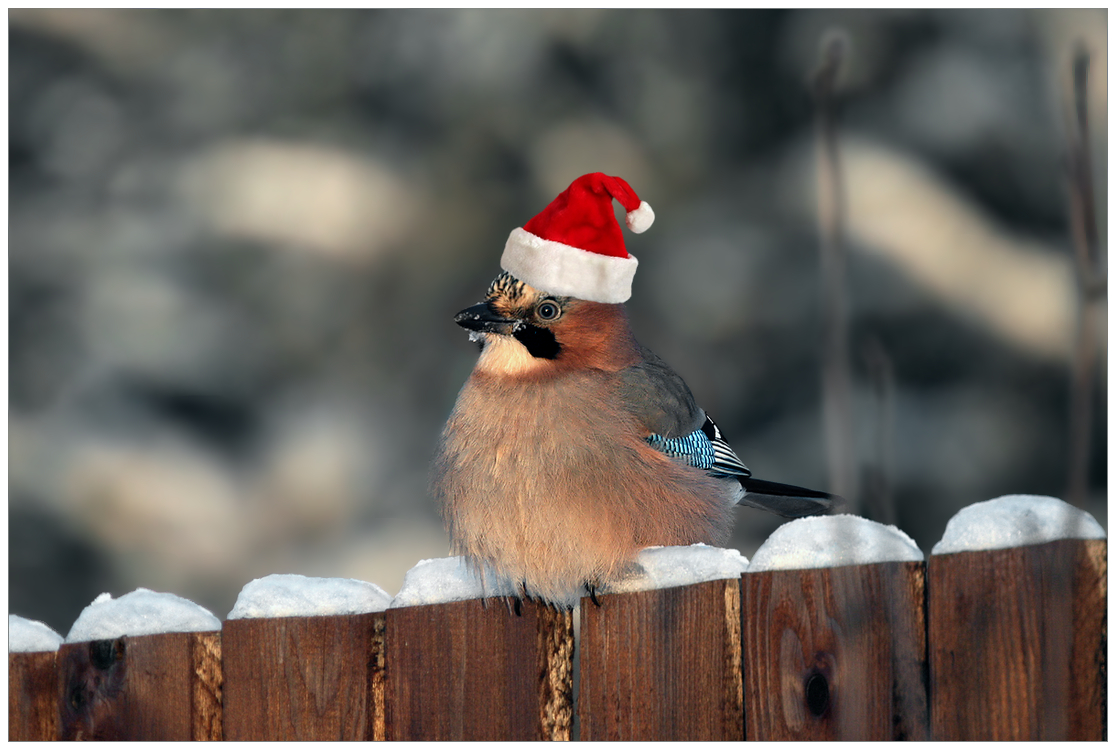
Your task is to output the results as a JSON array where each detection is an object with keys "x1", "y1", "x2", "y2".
[{"x1": 9, "y1": 9, "x2": 1107, "y2": 634}]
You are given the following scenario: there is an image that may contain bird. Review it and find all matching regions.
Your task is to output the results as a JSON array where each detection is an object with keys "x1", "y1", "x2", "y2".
[{"x1": 432, "y1": 173, "x2": 838, "y2": 607}]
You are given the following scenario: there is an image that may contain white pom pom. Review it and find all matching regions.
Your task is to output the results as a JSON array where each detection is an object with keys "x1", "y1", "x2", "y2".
[{"x1": 626, "y1": 201, "x2": 655, "y2": 234}]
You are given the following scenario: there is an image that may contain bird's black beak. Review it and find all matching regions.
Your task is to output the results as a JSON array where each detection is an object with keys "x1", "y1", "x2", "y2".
[{"x1": 454, "y1": 303, "x2": 516, "y2": 335}]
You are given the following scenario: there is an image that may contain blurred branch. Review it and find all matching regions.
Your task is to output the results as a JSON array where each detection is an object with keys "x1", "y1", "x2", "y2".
[
  {"x1": 812, "y1": 30, "x2": 857, "y2": 506},
  {"x1": 1063, "y1": 45, "x2": 1105, "y2": 509},
  {"x1": 861, "y1": 337, "x2": 895, "y2": 526},
  {"x1": 1066, "y1": 48, "x2": 1105, "y2": 298}
]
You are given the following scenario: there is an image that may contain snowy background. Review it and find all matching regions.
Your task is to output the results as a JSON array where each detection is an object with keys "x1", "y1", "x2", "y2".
[{"x1": 9, "y1": 9, "x2": 1107, "y2": 632}]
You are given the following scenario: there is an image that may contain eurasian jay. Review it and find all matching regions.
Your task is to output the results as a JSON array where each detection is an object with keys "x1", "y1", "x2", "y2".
[{"x1": 433, "y1": 173, "x2": 837, "y2": 607}]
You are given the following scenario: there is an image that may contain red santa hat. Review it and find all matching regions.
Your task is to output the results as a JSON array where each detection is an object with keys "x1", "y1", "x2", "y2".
[{"x1": 500, "y1": 172, "x2": 654, "y2": 303}]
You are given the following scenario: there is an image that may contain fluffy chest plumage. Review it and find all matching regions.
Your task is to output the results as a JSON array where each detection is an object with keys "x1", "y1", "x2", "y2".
[
  {"x1": 432, "y1": 365, "x2": 734, "y2": 605},
  {"x1": 441, "y1": 369, "x2": 637, "y2": 487}
]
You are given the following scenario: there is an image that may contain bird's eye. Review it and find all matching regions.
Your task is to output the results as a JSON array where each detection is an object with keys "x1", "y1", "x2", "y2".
[{"x1": 536, "y1": 301, "x2": 561, "y2": 321}]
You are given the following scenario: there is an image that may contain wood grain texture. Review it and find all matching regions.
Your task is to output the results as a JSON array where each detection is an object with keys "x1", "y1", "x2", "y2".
[
  {"x1": 742, "y1": 561, "x2": 928, "y2": 741},
  {"x1": 222, "y1": 613, "x2": 382, "y2": 740},
  {"x1": 9, "y1": 651, "x2": 59, "y2": 740},
  {"x1": 578, "y1": 579, "x2": 744, "y2": 741},
  {"x1": 369, "y1": 614, "x2": 387, "y2": 741},
  {"x1": 57, "y1": 631, "x2": 221, "y2": 740},
  {"x1": 384, "y1": 597, "x2": 574, "y2": 740},
  {"x1": 928, "y1": 538, "x2": 1106, "y2": 740},
  {"x1": 190, "y1": 631, "x2": 224, "y2": 740},
  {"x1": 537, "y1": 603, "x2": 575, "y2": 739}
]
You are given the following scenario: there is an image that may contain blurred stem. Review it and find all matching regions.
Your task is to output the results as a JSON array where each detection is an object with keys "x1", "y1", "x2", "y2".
[
  {"x1": 861, "y1": 338, "x2": 895, "y2": 526},
  {"x1": 1064, "y1": 46, "x2": 1105, "y2": 509},
  {"x1": 813, "y1": 31, "x2": 857, "y2": 506}
]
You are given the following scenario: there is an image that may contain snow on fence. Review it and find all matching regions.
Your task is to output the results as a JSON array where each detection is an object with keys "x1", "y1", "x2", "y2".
[{"x1": 9, "y1": 496, "x2": 1107, "y2": 741}]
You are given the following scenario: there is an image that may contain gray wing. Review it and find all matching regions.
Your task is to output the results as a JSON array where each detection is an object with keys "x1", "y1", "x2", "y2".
[
  {"x1": 618, "y1": 347, "x2": 834, "y2": 518},
  {"x1": 616, "y1": 344, "x2": 705, "y2": 438}
]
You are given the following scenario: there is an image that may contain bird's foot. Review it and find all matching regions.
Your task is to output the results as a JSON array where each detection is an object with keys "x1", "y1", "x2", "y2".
[{"x1": 507, "y1": 580, "x2": 529, "y2": 617}]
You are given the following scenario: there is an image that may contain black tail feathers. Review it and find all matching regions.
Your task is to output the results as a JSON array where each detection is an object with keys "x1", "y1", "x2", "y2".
[{"x1": 737, "y1": 477, "x2": 843, "y2": 519}]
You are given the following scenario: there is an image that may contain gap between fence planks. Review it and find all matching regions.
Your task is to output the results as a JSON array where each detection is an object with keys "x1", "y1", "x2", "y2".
[
  {"x1": 222, "y1": 613, "x2": 383, "y2": 740},
  {"x1": 742, "y1": 561, "x2": 928, "y2": 740},
  {"x1": 54, "y1": 631, "x2": 222, "y2": 741},
  {"x1": 578, "y1": 578, "x2": 744, "y2": 740},
  {"x1": 928, "y1": 537, "x2": 1106, "y2": 740},
  {"x1": 384, "y1": 596, "x2": 574, "y2": 740}
]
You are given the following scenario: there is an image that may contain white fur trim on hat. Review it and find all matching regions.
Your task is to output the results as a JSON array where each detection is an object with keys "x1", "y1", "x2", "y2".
[
  {"x1": 501, "y1": 227, "x2": 638, "y2": 304},
  {"x1": 626, "y1": 201, "x2": 655, "y2": 234}
]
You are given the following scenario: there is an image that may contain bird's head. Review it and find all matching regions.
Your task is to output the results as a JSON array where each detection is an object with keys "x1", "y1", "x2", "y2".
[{"x1": 454, "y1": 271, "x2": 639, "y2": 377}]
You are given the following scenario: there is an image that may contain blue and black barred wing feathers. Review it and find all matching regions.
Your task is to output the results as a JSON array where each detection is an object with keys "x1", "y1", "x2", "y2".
[
  {"x1": 645, "y1": 414, "x2": 752, "y2": 478},
  {"x1": 646, "y1": 415, "x2": 838, "y2": 519}
]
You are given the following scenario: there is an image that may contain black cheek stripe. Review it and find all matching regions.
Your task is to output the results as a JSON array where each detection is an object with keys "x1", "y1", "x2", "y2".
[{"x1": 513, "y1": 324, "x2": 561, "y2": 360}]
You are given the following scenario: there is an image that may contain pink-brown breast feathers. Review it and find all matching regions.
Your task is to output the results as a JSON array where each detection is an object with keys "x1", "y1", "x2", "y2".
[{"x1": 432, "y1": 367, "x2": 734, "y2": 605}]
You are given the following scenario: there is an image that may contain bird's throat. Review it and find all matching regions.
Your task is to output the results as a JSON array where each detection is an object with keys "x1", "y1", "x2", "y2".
[{"x1": 474, "y1": 334, "x2": 556, "y2": 377}]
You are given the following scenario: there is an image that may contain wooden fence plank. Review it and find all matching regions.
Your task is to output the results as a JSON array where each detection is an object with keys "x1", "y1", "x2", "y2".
[
  {"x1": 578, "y1": 578, "x2": 744, "y2": 741},
  {"x1": 9, "y1": 651, "x2": 60, "y2": 740},
  {"x1": 928, "y1": 538, "x2": 1106, "y2": 740},
  {"x1": 57, "y1": 630, "x2": 222, "y2": 740},
  {"x1": 742, "y1": 561, "x2": 928, "y2": 740},
  {"x1": 384, "y1": 597, "x2": 573, "y2": 740},
  {"x1": 222, "y1": 613, "x2": 382, "y2": 740}
]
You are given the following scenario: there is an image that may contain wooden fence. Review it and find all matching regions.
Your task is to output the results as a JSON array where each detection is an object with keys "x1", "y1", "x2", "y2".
[{"x1": 9, "y1": 537, "x2": 1106, "y2": 741}]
